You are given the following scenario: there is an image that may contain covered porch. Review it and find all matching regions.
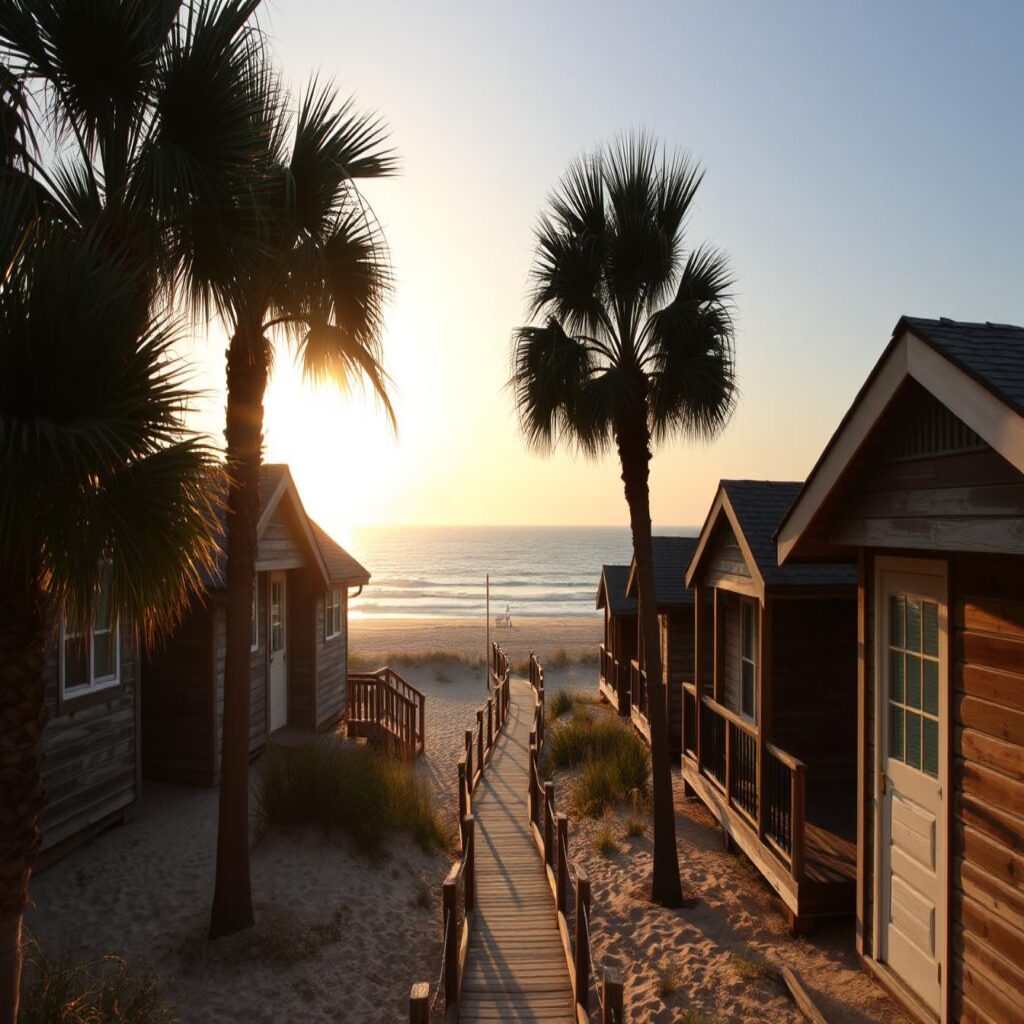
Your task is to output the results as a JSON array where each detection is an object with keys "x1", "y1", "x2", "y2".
[{"x1": 596, "y1": 564, "x2": 636, "y2": 716}]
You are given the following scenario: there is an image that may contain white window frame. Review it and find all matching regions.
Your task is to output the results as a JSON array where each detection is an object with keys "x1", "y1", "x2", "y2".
[
  {"x1": 60, "y1": 577, "x2": 120, "y2": 699},
  {"x1": 325, "y1": 585, "x2": 342, "y2": 640},
  {"x1": 251, "y1": 579, "x2": 259, "y2": 652},
  {"x1": 739, "y1": 598, "x2": 758, "y2": 723}
]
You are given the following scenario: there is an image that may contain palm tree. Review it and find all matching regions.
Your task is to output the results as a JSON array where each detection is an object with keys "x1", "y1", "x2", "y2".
[
  {"x1": 206, "y1": 76, "x2": 396, "y2": 938},
  {"x1": 0, "y1": 2, "x2": 264, "y2": 1015},
  {"x1": 0, "y1": 199, "x2": 221, "y2": 1022},
  {"x1": 511, "y1": 136, "x2": 737, "y2": 906}
]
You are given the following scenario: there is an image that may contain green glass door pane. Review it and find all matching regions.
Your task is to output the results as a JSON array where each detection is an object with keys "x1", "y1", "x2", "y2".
[
  {"x1": 923, "y1": 718, "x2": 939, "y2": 778},
  {"x1": 890, "y1": 705, "x2": 904, "y2": 762},
  {"x1": 906, "y1": 655, "x2": 922, "y2": 709},
  {"x1": 905, "y1": 710, "x2": 922, "y2": 769},
  {"x1": 923, "y1": 659, "x2": 939, "y2": 715}
]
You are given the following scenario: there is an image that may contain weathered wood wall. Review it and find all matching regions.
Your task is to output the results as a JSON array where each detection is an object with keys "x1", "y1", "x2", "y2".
[
  {"x1": 950, "y1": 553, "x2": 1024, "y2": 1024},
  {"x1": 41, "y1": 630, "x2": 138, "y2": 851},
  {"x1": 771, "y1": 595, "x2": 857, "y2": 780},
  {"x1": 141, "y1": 602, "x2": 214, "y2": 785},
  {"x1": 256, "y1": 498, "x2": 306, "y2": 569},
  {"x1": 720, "y1": 593, "x2": 742, "y2": 713},
  {"x1": 287, "y1": 569, "x2": 317, "y2": 730},
  {"x1": 316, "y1": 587, "x2": 347, "y2": 729}
]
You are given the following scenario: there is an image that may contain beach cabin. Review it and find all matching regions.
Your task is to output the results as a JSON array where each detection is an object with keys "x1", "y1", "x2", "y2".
[
  {"x1": 142, "y1": 464, "x2": 369, "y2": 786},
  {"x1": 682, "y1": 479, "x2": 859, "y2": 932},
  {"x1": 596, "y1": 564, "x2": 637, "y2": 715},
  {"x1": 38, "y1": 583, "x2": 142, "y2": 860},
  {"x1": 777, "y1": 317, "x2": 1024, "y2": 1023},
  {"x1": 625, "y1": 536, "x2": 698, "y2": 756}
]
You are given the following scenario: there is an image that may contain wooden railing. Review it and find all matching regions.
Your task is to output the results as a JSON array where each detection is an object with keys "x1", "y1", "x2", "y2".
[
  {"x1": 527, "y1": 653, "x2": 626, "y2": 1024},
  {"x1": 346, "y1": 667, "x2": 425, "y2": 759},
  {"x1": 629, "y1": 658, "x2": 648, "y2": 721},
  {"x1": 599, "y1": 645, "x2": 630, "y2": 716},
  {"x1": 683, "y1": 690, "x2": 807, "y2": 881},
  {"x1": 410, "y1": 645, "x2": 512, "y2": 1023}
]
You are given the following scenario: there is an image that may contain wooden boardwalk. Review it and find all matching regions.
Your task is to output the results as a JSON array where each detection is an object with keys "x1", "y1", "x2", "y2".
[{"x1": 459, "y1": 678, "x2": 575, "y2": 1023}]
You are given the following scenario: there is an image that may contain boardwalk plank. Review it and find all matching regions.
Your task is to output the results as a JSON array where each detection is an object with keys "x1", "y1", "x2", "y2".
[{"x1": 460, "y1": 680, "x2": 575, "y2": 1023}]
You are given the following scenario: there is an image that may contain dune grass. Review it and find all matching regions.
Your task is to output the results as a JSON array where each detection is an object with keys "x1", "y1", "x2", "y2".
[
  {"x1": 17, "y1": 940, "x2": 174, "y2": 1024},
  {"x1": 349, "y1": 650, "x2": 484, "y2": 677},
  {"x1": 549, "y1": 714, "x2": 650, "y2": 817},
  {"x1": 550, "y1": 689, "x2": 574, "y2": 719},
  {"x1": 255, "y1": 742, "x2": 447, "y2": 854}
]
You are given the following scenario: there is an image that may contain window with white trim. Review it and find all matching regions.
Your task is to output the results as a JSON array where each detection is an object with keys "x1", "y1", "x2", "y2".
[
  {"x1": 61, "y1": 570, "x2": 120, "y2": 698},
  {"x1": 325, "y1": 586, "x2": 342, "y2": 640},
  {"x1": 251, "y1": 581, "x2": 259, "y2": 652},
  {"x1": 740, "y1": 599, "x2": 757, "y2": 721}
]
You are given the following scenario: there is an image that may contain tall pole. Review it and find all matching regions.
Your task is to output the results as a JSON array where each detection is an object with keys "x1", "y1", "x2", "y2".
[{"x1": 486, "y1": 573, "x2": 490, "y2": 691}]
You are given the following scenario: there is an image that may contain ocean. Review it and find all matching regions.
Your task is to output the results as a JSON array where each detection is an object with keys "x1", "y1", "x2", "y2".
[{"x1": 348, "y1": 525, "x2": 695, "y2": 620}]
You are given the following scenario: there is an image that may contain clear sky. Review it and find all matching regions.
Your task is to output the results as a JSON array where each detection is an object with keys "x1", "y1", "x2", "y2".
[{"x1": 180, "y1": 0, "x2": 1024, "y2": 546}]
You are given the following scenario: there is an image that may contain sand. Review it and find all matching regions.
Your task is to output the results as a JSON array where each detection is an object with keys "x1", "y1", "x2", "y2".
[
  {"x1": 554, "y1": 695, "x2": 909, "y2": 1024},
  {"x1": 27, "y1": 618, "x2": 901, "y2": 1022}
]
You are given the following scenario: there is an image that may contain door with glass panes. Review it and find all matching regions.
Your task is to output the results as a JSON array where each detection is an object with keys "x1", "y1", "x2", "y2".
[{"x1": 876, "y1": 558, "x2": 947, "y2": 1017}]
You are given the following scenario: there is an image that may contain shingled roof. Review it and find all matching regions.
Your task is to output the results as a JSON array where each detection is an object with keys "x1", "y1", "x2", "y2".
[
  {"x1": 900, "y1": 317, "x2": 1024, "y2": 417},
  {"x1": 721, "y1": 480, "x2": 856, "y2": 588},
  {"x1": 310, "y1": 519, "x2": 370, "y2": 586},
  {"x1": 596, "y1": 565, "x2": 636, "y2": 617},
  {"x1": 626, "y1": 536, "x2": 698, "y2": 608}
]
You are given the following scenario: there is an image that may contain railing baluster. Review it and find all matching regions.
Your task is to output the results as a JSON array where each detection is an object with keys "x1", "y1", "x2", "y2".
[
  {"x1": 442, "y1": 878, "x2": 457, "y2": 1011},
  {"x1": 574, "y1": 873, "x2": 591, "y2": 1016},
  {"x1": 464, "y1": 814, "x2": 475, "y2": 913},
  {"x1": 556, "y1": 813, "x2": 568, "y2": 915},
  {"x1": 544, "y1": 782, "x2": 555, "y2": 866}
]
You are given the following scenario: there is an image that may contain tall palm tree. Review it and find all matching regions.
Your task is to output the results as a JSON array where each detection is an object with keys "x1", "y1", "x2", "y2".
[
  {"x1": 512, "y1": 136, "x2": 737, "y2": 906},
  {"x1": 0, "y1": 198, "x2": 221, "y2": 1022},
  {"x1": 0, "y1": 1, "x2": 264, "y2": 1015},
  {"x1": 206, "y1": 75, "x2": 396, "y2": 938}
]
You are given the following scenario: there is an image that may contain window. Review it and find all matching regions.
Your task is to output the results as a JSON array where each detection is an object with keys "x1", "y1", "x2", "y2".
[
  {"x1": 61, "y1": 570, "x2": 119, "y2": 698},
  {"x1": 887, "y1": 595, "x2": 940, "y2": 778},
  {"x1": 325, "y1": 586, "x2": 342, "y2": 640},
  {"x1": 251, "y1": 581, "x2": 259, "y2": 652},
  {"x1": 740, "y1": 600, "x2": 757, "y2": 721}
]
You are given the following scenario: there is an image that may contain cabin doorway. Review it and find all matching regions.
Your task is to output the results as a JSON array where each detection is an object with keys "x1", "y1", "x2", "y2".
[
  {"x1": 875, "y1": 558, "x2": 947, "y2": 1018},
  {"x1": 269, "y1": 571, "x2": 288, "y2": 731}
]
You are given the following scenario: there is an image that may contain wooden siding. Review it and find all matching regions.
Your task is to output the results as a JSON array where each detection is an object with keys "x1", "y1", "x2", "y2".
[
  {"x1": 721, "y1": 594, "x2": 742, "y2": 714},
  {"x1": 771, "y1": 595, "x2": 858, "y2": 781},
  {"x1": 141, "y1": 602, "x2": 215, "y2": 786},
  {"x1": 40, "y1": 629, "x2": 138, "y2": 851},
  {"x1": 316, "y1": 587, "x2": 347, "y2": 729},
  {"x1": 950, "y1": 553, "x2": 1024, "y2": 1024},
  {"x1": 287, "y1": 569, "x2": 317, "y2": 730},
  {"x1": 256, "y1": 496, "x2": 306, "y2": 569},
  {"x1": 826, "y1": 384, "x2": 1024, "y2": 556},
  {"x1": 704, "y1": 520, "x2": 754, "y2": 591},
  {"x1": 663, "y1": 610, "x2": 693, "y2": 752}
]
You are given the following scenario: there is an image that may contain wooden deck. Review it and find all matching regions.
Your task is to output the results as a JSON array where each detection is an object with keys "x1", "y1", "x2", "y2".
[{"x1": 460, "y1": 678, "x2": 575, "y2": 1023}]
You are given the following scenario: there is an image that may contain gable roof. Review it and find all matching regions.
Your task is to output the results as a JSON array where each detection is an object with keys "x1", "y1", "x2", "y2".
[
  {"x1": 310, "y1": 519, "x2": 370, "y2": 586},
  {"x1": 686, "y1": 480, "x2": 856, "y2": 594},
  {"x1": 596, "y1": 564, "x2": 636, "y2": 617},
  {"x1": 778, "y1": 316, "x2": 1024, "y2": 564},
  {"x1": 206, "y1": 464, "x2": 368, "y2": 590},
  {"x1": 626, "y1": 536, "x2": 698, "y2": 608}
]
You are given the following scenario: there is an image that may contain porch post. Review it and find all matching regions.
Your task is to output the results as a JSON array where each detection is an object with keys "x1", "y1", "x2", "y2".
[
  {"x1": 693, "y1": 585, "x2": 706, "y2": 780},
  {"x1": 757, "y1": 597, "x2": 773, "y2": 842}
]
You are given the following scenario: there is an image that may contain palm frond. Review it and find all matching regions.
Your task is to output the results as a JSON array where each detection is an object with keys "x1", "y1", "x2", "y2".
[{"x1": 510, "y1": 319, "x2": 596, "y2": 453}]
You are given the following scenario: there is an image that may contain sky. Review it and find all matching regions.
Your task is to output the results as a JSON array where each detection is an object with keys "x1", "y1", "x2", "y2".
[{"x1": 180, "y1": 0, "x2": 1024, "y2": 546}]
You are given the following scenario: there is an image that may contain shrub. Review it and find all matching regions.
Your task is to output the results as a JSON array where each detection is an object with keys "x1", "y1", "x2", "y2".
[
  {"x1": 732, "y1": 953, "x2": 777, "y2": 982},
  {"x1": 592, "y1": 825, "x2": 618, "y2": 856},
  {"x1": 550, "y1": 715, "x2": 650, "y2": 817},
  {"x1": 624, "y1": 816, "x2": 645, "y2": 839},
  {"x1": 655, "y1": 960, "x2": 680, "y2": 1000},
  {"x1": 18, "y1": 941, "x2": 174, "y2": 1024},
  {"x1": 550, "y1": 689, "x2": 574, "y2": 719},
  {"x1": 255, "y1": 742, "x2": 447, "y2": 854}
]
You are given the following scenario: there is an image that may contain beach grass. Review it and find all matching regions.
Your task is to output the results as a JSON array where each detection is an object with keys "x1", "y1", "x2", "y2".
[
  {"x1": 349, "y1": 649, "x2": 485, "y2": 675},
  {"x1": 255, "y1": 742, "x2": 447, "y2": 854},
  {"x1": 550, "y1": 689, "x2": 574, "y2": 719},
  {"x1": 17, "y1": 940, "x2": 174, "y2": 1024},
  {"x1": 549, "y1": 715, "x2": 650, "y2": 817}
]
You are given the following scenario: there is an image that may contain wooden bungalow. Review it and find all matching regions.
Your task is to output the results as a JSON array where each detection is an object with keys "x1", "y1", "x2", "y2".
[
  {"x1": 682, "y1": 479, "x2": 859, "y2": 932},
  {"x1": 141, "y1": 463, "x2": 369, "y2": 787},
  {"x1": 625, "y1": 536, "x2": 698, "y2": 756},
  {"x1": 596, "y1": 564, "x2": 637, "y2": 715},
  {"x1": 777, "y1": 317, "x2": 1024, "y2": 1023}
]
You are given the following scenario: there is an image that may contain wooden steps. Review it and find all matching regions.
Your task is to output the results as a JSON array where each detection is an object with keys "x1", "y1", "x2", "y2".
[{"x1": 459, "y1": 680, "x2": 575, "y2": 1023}]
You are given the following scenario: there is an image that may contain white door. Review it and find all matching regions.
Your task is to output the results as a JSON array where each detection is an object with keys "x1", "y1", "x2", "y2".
[
  {"x1": 876, "y1": 559, "x2": 947, "y2": 1017},
  {"x1": 269, "y1": 572, "x2": 287, "y2": 731}
]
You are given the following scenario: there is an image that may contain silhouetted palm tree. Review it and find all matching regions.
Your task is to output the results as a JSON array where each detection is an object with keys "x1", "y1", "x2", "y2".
[
  {"x1": 512, "y1": 136, "x2": 737, "y2": 906},
  {"x1": 0, "y1": 2, "x2": 262, "y2": 1016},
  {"x1": 206, "y1": 74, "x2": 396, "y2": 938}
]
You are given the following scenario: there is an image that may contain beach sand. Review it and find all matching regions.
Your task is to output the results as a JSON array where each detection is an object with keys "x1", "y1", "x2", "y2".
[
  {"x1": 554, "y1": 695, "x2": 906, "y2": 1024},
  {"x1": 28, "y1": 618, "x2": 899, "y2": 1022}
]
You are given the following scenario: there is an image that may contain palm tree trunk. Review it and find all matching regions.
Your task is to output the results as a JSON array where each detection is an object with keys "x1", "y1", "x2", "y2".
[
  {"x1": 209, "y1": 330, "x2": 266, "y2": 938},
  {"x1": 0, "y1": 569, "x2": 47, "y2": 1024},
  {"x1": 616, "y1": 419, "x2": 683, "y2": 908}
]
